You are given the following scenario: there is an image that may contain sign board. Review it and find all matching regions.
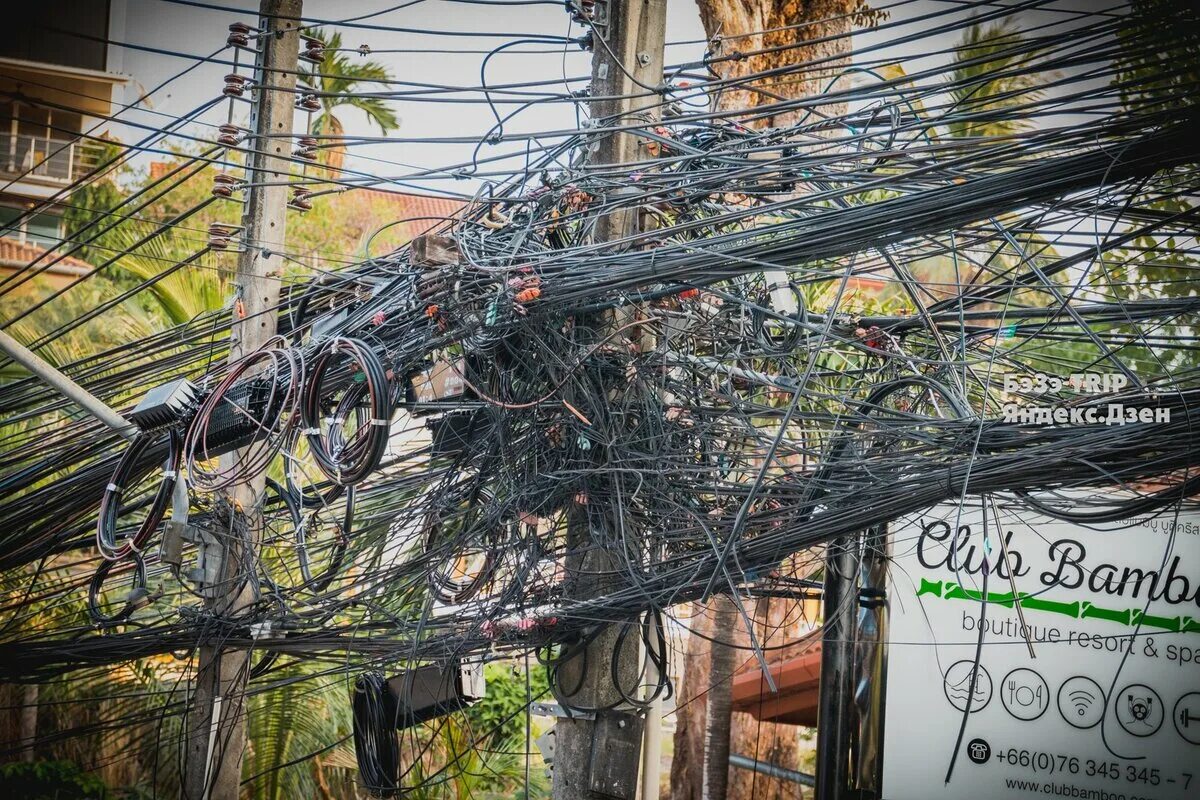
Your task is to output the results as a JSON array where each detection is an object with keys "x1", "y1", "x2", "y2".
[{"x1": 883, "y1": 497, "x2": 1200, "y2": 800}]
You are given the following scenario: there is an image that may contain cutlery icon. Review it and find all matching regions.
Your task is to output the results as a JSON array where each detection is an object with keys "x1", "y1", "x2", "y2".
[{"x1": 1002, "y1": 668, "x2": 1049, "y2": 721}]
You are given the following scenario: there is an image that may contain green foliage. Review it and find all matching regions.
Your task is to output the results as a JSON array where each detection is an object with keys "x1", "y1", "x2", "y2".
[
  {"x1": 300, "y1": 29, "x2": 399, "y2": 171},
  {"x1": 1094, "y1": 0, "x2": 1200, "y2": 377},
  {"x1": 300, "y1": 30, "x2": 399, "y2": 135},
  {"x1": 0, "y1": 759, "x2": 111, "y2": 800},
  {"x1": 465, "y1": 662, "x2": 550, "y2": 746},
  {"x1": 945, "y1": 17, "x2": 1048, "y2": 140},
  {"x1": 0, "y1": 276, "x2": 161, "y2": 375},
  {"x1": 62, "y1": 140, "x2": 127, "y2": 267},
  {"x1": 242, "y1": 660, "x2": 356, "y2": 800},
  {"x1": 1113, "y1": 0, "x2": 1200, "y2": 112},
  {"x1": 403, "y1": 712, "x2": 551, "y2": 800}
]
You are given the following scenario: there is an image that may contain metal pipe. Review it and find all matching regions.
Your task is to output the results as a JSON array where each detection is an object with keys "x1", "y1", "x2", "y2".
[
  {"x1": 0, "y1": 328, "x2": 136, "y2": 441},
  {"x1": 815, "y1": 535, "x2": 861, "y2": 800},
  {"x1": 852, "y1": 524, "x2": 890, "y2": 796},
  {"x1": 729, "y1": 754, "x2": 816, "y2": 788}
]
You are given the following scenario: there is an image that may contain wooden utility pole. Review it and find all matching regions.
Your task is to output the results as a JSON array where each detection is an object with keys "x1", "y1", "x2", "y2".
[
  {"x1": 183, "y1": 2, "x2": 300, "y2": 797},
  {"x1": 551, "y1": 2, "x2": 667, "y2": 800}
]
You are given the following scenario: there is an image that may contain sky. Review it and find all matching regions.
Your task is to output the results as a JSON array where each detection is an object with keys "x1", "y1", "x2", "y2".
[
  {"x1": 104, "y1": 0, "x2": 1118, "y2": 197},
  {"x1": 111, "y1": 0, "x2": 707, "y2": 195}
]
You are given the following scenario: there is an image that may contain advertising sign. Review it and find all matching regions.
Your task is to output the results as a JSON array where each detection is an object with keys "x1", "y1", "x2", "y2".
[{"x1": 882, "y1": 497, "x2": 1200, "y2": 800}]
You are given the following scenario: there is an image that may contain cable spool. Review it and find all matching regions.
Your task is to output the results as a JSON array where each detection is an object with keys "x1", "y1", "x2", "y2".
[
  {"x1": 300, "y1": 338, "x2": 391, "y2": 486},
  {"x1": 97, "y1": 431, "x2": 181, "y2": 561},
  {"x1": 422, "y1": 481, "x2": 505, "y2": 605},
  {"x1": 88, "y1": 552, "x2": 154, "y2": 627},
  {"x1": 752, "y1": 280, "x2": 806, "y2": 355},
  {"x1": 183, "y1": 343, "x2": 303, "y2": 492},
  {"x1": 352, "y1": 672, "x2": 400, "y2": 797}
]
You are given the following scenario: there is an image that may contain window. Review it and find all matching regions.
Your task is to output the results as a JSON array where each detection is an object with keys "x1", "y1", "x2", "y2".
[
  {"x1": 0, "y1": 206, "x2": 63, "y2": 248},
  {"x1": 25, "y1": 212, "x2": 64, "y2": 248},
  {"x1": 1, "y1": 2, "x2": 111, "y2": 73},
  {"x1": 1, "y1": 101, "x2": 86, "y2": 182}
]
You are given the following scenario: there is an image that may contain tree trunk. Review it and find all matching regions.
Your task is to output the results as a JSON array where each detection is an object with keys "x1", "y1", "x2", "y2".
[
  {"x1": 321, "y1": 113, "x2": 346, "y2": 174},
  {"x1": 670, "y1": 603, "x2": 712, "y2": 800},
  {"x1": 19, "y1": 683, "x2": 37, "y2": 762},
  {"x1": 694, "y1": 0, "x2": 862, "y2": 128},
  {"x1": 728, "y1": 597, "x2": 807, "y2": 800},
  {"x1": 666, "y1": 3, "x2": 861, "y2": 795},
  {"x1": 701, "y1": 596, "x2": 738, "y2": 800}
]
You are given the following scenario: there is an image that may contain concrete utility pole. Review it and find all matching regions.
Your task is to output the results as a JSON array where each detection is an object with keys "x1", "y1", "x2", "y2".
[
  {"x1": 183, "y1": 2, "x2": 300, "y2": 797},
  {"x1": 552, "y1": 2, "x2": 667, "y2": 800}
]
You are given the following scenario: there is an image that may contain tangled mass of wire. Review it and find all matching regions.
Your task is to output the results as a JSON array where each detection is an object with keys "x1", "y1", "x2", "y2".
[{"x1": 0, "y1": 0, "x2": 1198, "y2": 793}]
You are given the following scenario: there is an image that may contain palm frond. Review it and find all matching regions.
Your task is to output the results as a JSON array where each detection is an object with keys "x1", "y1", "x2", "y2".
[
  {"x1": 299, "y1": 28, "x2": 399, "y2": 137},
  {"x1": 244, "y1": 661, "x2": 355, "y2": 800},
  {"x1": 945, "y1": 17, "x2": 1049, "y2": 139}
]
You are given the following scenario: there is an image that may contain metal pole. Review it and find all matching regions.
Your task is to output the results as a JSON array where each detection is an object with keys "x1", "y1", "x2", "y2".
[
  {"x1": 730, "y1": 753, "x2": 816, "y2": 788},
  {"x1": 851, "y1": 524, "x2": 890, "y2": 797},
  {"x1": 183, "y1": 2, "x2": 300, "y2": 797},
  {"x1": 0, "y1": 328, "x2": 136, "y2": 441},
  {"x1": 815, "y1": 535, "x2": 861, "y2": 800},
  {"x1": 552, "y1": 3, "x2": 666, "y2": 799},
  {"x1": 640, "y1": 613, "x2": 665, "y2": 800}
]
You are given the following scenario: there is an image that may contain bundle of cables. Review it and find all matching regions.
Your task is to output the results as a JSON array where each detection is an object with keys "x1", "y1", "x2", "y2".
[
  {"x1": 544, "y1": 608, "x2": 673, "y2": 715},
  {"x1": 301, "y1": 337, "x2": 392, "y2": 487},
  {"x1": 87, "y1": 552, "x2": 157, "y2": 628},
  {"x1": 96, "y1": 430, "x2": 181, "y2": 561},
  {"x1": 352, "y1": 671, "x2": 401, "y2": 797},
  {"x1": 183, "y1": 341, "x2": 305, "y2": 491}
]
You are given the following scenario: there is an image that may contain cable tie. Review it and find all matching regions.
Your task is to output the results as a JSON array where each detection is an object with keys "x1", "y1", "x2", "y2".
[
  {"x1": 107, "y1": 483, "x2": 121, "y2": 493},
  {"x1": 301, "y1": 427, "x2": 320, "y2": 436},
  {"x1": 369, "y1": 418, "x2": 389, "y2": 426},
  {"x1": 162, "y1": 470, "x2": 177, "y2": 479}
]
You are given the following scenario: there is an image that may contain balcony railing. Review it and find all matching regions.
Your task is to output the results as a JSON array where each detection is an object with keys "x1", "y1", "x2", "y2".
[{"x1": 0, "y1": 133, "x2": 103, "y2": 185}]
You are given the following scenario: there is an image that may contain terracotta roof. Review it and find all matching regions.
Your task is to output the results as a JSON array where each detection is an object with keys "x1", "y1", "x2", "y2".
[
  {"x1": 731, "y1": 627, "x2": 823, "y2": 726},
  {"x1": 847, "y1": 275, "x2": 887, "y2": 291},
  {"x1": 0, "y1": 237, "x2": 92, "y2": 276},
  {"x1": 331, "y1": 188, "x2": 464, "y2": 233}
]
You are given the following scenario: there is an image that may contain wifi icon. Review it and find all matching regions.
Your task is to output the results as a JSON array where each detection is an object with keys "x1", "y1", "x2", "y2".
[
  {"x1": 1058, "y1": 677, "x2": 1106, "y2": 729},
  {"x1": 1069, "y1": 690, "x2": 1095, "y2": 715}
]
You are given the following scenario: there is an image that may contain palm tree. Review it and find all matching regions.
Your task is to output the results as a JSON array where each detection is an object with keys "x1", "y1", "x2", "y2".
[
  {"x1": 299, "y1": 30, "x2": 400, "y2": 173},
  {"x1": 945, "y1": 17, "x2": 1047, "y2": 140}
]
